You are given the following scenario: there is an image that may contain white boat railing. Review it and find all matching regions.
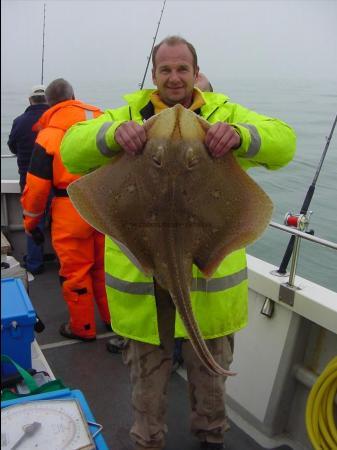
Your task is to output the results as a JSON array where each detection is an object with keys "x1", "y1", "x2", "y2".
[
  {"x1": 269, "y1": 220, "x2": 336, "y2": 293},
  {"x1": 269, "y1": 221, "x2": 337, "y2": 251}
]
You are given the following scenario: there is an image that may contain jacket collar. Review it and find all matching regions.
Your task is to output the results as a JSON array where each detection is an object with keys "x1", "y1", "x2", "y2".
[
  {"x1": 33, "y1": 99, "x2": 93, "y2": 131},
  {"x1": 123, "y1": 89, "x2": 229, "y2": 122}
]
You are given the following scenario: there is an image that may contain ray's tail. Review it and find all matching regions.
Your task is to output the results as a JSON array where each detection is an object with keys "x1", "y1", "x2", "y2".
[{"x1": 166, "y1": 255, "x2": 236, "y2": 377}]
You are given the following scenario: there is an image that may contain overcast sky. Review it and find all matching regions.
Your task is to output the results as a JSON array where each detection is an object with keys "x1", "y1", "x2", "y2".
[{"x1": 1, "y1": 0, "x2": 337, "y2": 92}]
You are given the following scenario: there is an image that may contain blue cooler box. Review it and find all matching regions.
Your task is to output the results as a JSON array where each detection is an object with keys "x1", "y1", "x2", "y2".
[{"x1": 1, "y1": 278, "x2": 36, "y2": 377}]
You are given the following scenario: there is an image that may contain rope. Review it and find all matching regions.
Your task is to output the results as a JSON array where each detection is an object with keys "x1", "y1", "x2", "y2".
[{"x1": 305, "y1": 356, "x2": 337, "y2": 449}]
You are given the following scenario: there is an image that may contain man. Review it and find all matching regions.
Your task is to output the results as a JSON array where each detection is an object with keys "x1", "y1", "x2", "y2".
[
  {"x1": 8, "y1": 85, "x2": 49, "y2": 274},
  {"x1": 61, "y1": 36, "x2": 296, "y2": 450},
  {"x1": 21, "y1": 78, "x2": 111, "y2": 341}
]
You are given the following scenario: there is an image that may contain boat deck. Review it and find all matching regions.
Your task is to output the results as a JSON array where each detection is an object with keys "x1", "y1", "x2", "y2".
[{"x1": 2, "y1": 229, "x2": 293, "y2": 450}]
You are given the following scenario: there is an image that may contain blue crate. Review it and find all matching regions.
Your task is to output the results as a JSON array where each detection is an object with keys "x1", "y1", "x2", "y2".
[
  {"x1": 1, "y1": 388, "x2": 109, "y2": 449},
  {"x1": 1, "y1": 278, "x2": 36, "y2": 377}
]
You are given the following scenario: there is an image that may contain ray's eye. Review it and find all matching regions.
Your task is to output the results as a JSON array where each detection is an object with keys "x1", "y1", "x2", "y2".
[
  {"x1": 186, "y1": 147, "x2": 199, "y2": 169},
  {"x1": 152, "y1": 145, "x2": 164, "y2": 167}
]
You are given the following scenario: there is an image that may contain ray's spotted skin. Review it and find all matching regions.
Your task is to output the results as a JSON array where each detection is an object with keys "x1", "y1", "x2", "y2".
[{"x1": 67, "y1": 105, "x2": 273, "y2": 376}]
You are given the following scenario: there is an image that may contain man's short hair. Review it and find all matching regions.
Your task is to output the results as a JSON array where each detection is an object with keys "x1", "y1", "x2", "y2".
[
  {"x1": 45, "y1": 78, "x2": 74, "y2": 107},
  {"x1": 152, "y1": 35, "x2": 198, "y2": 70}
]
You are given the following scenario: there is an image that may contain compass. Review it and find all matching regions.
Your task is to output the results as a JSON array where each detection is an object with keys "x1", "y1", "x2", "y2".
[{"x1": 1, "y1": 399, "x2": 96, "y2": 450}]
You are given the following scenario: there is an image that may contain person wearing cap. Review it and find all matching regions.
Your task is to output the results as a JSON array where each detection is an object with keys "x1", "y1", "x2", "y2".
[
  {"x1": 21, "y1": 78, "x2": 111, "y2": 341},
  {"x1": 7, "y1": 85, "x2": 49, "y2": 274}
]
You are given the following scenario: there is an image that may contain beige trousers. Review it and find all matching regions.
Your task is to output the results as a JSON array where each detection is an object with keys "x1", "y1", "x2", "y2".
[{"x1": 123, "y1": 283, "x2": 233, "y2": 449}]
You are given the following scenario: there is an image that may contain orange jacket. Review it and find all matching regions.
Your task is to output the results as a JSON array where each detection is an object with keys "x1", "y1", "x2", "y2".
[{"x1": 21, "y1": 100, "x2": 102, "y2": 231}]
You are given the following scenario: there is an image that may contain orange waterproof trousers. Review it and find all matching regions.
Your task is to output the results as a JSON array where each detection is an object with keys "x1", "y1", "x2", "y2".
[{"x1": 51, "y1": 197, "x2": 110, "y2": 338}]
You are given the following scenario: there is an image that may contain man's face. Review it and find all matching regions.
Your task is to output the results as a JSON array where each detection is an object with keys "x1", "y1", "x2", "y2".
[{"x1": 152, "y1": 43, "x2": 199, "y2": 107}]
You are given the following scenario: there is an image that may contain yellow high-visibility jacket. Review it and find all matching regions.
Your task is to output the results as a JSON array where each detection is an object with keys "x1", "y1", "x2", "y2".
[{"x1": 61, "y1": 89, "x2": 296, "y2": 344}]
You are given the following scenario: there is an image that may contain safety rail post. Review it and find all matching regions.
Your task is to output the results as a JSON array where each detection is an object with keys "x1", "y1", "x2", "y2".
[
  {"x1": 284, "y1": 212, "x2": 311, "y2": 287},
  {"x1": 288, "y1": 234, "x2": 301, "y2": 287}
]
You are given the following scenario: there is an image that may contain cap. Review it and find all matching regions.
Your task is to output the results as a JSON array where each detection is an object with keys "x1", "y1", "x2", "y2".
[{"x1": 29, "y1": 85, "x2": 46, "y2": 97}]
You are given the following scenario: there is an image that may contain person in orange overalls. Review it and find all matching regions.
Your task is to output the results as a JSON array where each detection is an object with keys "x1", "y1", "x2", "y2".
[{"x1": 21, "y1": 78, "x2": 111, "y2": 341}]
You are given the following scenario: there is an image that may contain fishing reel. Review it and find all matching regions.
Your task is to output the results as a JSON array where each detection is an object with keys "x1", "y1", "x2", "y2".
[
  {"x1": 271, "y1": 210, "x2": 314, "y2": 278},
  {"x1": 284, "y1": 211, "x2": 313, "y2": 233}
]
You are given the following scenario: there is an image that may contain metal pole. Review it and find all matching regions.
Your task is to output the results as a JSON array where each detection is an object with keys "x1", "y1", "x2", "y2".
[
  {"x1": 287, "y1": 235, "x2": 301, "y2": 286},
  {"x1": 269, "y1": 221, "x2": 337, "y2": 250}
]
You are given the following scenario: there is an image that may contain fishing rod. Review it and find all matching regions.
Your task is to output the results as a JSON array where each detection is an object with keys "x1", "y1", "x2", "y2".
[
  {"x1": 139, "y1": 0, "x2": 167, "y2": 89},
  {"x1": 41, "y1": 3, "x2": 46, "y2": 84},
  {"x1": 276, "y1": 113, "x2": 337, "y2": 275}
]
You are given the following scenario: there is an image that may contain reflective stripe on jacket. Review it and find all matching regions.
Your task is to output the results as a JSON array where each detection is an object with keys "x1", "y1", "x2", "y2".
[
  {"x1": 21, "y1": 100, "x2": 102, "y2": 231},
  {"x1": 60, "y1": 90, "x2": 296, "y2": 344},
  {"x1": 105, "y1": 238, "x2": 248, "y2": 344}
]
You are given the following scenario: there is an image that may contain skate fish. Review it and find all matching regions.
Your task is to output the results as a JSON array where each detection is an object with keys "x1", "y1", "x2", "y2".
[{"x1": 67, "y1": 104, "x2": 273, "y2": 376}]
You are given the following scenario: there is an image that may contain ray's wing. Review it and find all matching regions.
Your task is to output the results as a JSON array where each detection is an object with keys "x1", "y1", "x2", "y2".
[
  {"x1": 189, "y1": 151, "x2": 273, "y2": 277},
  {"x1": 157, "y1": 107, "x2": 274, "y2": 278},
  {"x1": 67, "y1": 154, "x2": 156, "y2": 275},
  {"x1": 68, "y1": 107, "x2": 182, "y2": 274}
]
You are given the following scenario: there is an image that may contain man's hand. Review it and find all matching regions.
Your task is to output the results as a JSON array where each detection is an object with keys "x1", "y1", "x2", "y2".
[
  {"x1": 205, "y1": 122, "x2": 241, "y2": 158},
  {"x1": 115, "y1": 121, "x2": 147, "y2": 155}
]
